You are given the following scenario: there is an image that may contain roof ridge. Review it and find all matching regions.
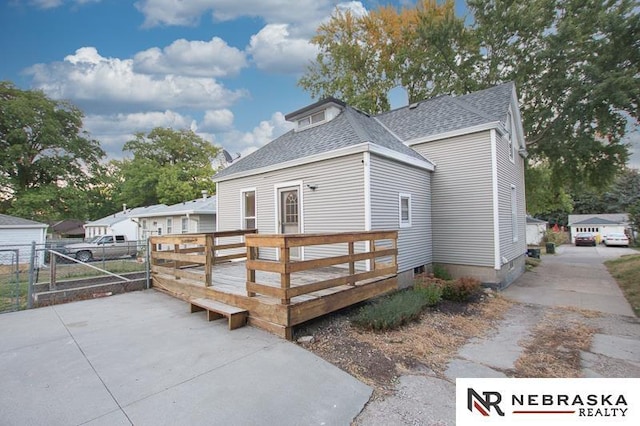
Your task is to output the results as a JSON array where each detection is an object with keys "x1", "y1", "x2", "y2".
[
  {"x1": 446, "y1": 95, "x2": 496, "y2": 123},
  {"x1": 344, "y1": 107, "x2": 374, "y2": 142}
]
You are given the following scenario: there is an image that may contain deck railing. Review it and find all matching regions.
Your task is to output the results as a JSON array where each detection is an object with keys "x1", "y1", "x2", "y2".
[
  {"x1": 150, "y1": 229, "x2": 257, "y2": 286},
  {"x1": 245, "y1": 231, "x2": 398, "y2": 304}
]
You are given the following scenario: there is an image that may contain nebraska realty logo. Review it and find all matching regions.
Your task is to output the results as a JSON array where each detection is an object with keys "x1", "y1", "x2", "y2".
[{"x1": 456, "y1": 378, "x2": 640, "y2": 425}]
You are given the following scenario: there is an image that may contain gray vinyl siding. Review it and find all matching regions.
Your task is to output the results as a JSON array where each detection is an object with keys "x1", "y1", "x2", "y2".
[
  {"x1": 496, "y1": 131, "x2": 527, "y2": 262},
  {"x1": 369, "y1": 154, "x2": 432, "y2": 272},
  {"x1": 217, "y1": 154, "x2": 365, "y2": 260},
  {"x1": 411, "y1": 131, "x2": 495, "y2": 267}
]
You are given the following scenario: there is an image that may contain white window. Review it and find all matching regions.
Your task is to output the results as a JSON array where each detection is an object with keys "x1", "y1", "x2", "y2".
[
  {"x1": 399, "y1": 193, "x2": 412, "y2": 228},
  {"x1": 297, "y1": 110, "x2": 326, "y2": 129},
  {"x1": 242, "y1": 190, "x2": 256, "y2": 229},
  {"x1": 181, "y1": 217, "x2": 189, "y2": 234},
  {"x1": 166, "y1": 218, "x2": 172, "y2": 234},
  {"x1": 506, "y1": 110, "x2": 515, "y2": 162},
  {"x1": 511, "y1": 185, "x2": 518, "y2": 242}
]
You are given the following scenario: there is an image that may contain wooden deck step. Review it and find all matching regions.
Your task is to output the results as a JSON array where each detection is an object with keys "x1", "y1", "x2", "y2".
[{"x1": 189, "y1": 298, "x2": 248, "y2": 330}]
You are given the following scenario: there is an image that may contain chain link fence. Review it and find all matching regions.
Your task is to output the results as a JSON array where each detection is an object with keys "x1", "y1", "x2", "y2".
[{"x1": 0, "y1": 239, "x2": 150, "y2": 313}]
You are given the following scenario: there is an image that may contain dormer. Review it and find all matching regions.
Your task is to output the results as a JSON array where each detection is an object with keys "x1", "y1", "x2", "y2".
[{"x1": 285, "y1": 97, "x2": 346, "y2": 131}]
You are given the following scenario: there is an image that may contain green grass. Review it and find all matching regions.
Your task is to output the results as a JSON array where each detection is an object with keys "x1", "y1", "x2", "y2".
[{"x1": 604, "y1": 254, "x2": 640, "y2": 317}]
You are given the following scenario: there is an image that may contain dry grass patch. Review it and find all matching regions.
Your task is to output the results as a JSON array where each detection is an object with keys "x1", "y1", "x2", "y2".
[
  {"x1": 515, "y1": 310, "x2": 597, "y2": 377},
  {"x1": 300, "y1": 294, "x2": 512, "y2": 395}
]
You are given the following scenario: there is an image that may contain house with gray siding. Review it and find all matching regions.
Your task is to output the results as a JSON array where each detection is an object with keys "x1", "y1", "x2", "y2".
[
  {"x1": 131, "y1": 193, "x2": 217, "y2": 239},
  {"x1": 213, "y1": 82, "x2": 527, "y2": 288}
]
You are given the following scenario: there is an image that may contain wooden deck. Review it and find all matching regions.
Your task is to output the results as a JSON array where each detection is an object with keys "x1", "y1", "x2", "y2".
[{"x1": 150, "y1": 230, "x2": 398, "y2": 339}]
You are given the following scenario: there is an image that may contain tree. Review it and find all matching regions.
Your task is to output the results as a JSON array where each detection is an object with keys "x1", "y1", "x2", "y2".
[
  {"x1": 300, "y1": 0, "x2": 639, "y2": 191},
  {"x1": 113, "y1": 128, "x2": 219, "y2": 206},
  {"x1": 525, "y1": 164, "x2": 573, "y2": 217},
  {"x1": 0, "y1": 81, "x2": 106, "y2": 221}
]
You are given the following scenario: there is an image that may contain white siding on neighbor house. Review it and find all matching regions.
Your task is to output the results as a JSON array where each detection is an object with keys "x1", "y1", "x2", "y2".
[
  {"x1": 496, "y1": 131, "x2": 527, "y2": 263},
  {"x1": 217, "y1": 154, "x2": 366, "y2": 260},
  {"x1": 411, "y1": 131, "x2": 495, "y2": 267},
  {"x1": 136, "y1": 214, "x2": 216, "y2": 239},
  {"x1": 0, "y1": 228, "x2": 47, "y2": 266},
  {"x1": 369, "y1": 154, "x2": 432, "y2": 273}
]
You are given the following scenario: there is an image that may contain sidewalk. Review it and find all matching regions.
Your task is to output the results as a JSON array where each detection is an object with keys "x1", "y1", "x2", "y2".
[{"x1": 0, "y1": 290, "x2": 371, "y2": 426}]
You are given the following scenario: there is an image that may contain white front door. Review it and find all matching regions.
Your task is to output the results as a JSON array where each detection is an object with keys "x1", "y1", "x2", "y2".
[{"x1": 278, "y1": 186, "x2": 300, "y2": 259}]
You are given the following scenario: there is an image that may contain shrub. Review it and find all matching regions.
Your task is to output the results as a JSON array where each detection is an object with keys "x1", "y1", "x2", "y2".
[
  {"x1": 432, "y1": 264, "x2": 452, "y2": 280},
  {"x1": 543, "y1": 230, "x2": 569, "y2": 245},
  {"x1": 414, "y1": 284, "x2": 443, "y2": 307},
  {"x1": 351, "y1": 288, "x2": 438, "y2": 331},
  {"x1": 441, "y1": 277, "x2": 482, "y2": 302}
]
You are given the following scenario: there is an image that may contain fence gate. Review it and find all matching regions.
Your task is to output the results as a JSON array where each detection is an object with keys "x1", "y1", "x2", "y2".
[{"x1": 0, "y1": 249, "x2": 21, "y2": 313}]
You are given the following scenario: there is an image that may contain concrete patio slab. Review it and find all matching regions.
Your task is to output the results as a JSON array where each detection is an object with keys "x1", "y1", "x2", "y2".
[{"x1": 0, "y1": 290, "x2": 372, "y2": 426}]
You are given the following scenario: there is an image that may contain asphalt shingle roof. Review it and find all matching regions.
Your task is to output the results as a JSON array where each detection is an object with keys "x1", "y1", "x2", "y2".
[
  {"x1": 214, "y1": 82, "x2": 514, "y2": 180},
  {"x1": 375, "y1": 82, "x2": 514, "y2": 141},
  {"x1": 572, "y1": 217, "x2": 622, "y2": 225},
  {"x1": 215, "y1": 106, "x2": 428, "y2": 180},
  {"x1": 131, "y1": 196, "x2": 217, "y2": 218},
  {"x1": 0, "y1": 213, "x2": 48, "y2": 227},
  {"x1": 86, "y1": 205, "x2": 167, "y2": 227}
]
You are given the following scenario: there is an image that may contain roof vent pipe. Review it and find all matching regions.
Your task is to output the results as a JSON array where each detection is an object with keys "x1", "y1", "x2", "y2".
[
  {"x1": 122, "y1": 203, "x2": 127, "y2": 213},
  {"x1": 201, "y1": 190, "x2": 208, "y2": 200}
]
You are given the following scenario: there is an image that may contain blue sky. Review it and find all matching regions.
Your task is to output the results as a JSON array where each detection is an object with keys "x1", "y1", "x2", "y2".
[
  {"x1": 0, "y1": 0, "x2": 431, "y2": 161},
  {"x1": 1, "y1": 0, "x2": 638, "y2": 168}
]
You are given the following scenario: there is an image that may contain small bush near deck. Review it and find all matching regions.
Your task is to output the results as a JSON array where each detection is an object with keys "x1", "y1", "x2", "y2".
[
  {"x1": 441, "y1": 277, "x2": 482, "y2": 302},
  {"x1": 414, "y1": 283, "x2": 443, "y2": 306},
  {"x1": 352, "y1": 288, "x2": 438, "y2": 331},
  {"x1": 433, "y1": 264, "x2": 452, "y2": 280}
]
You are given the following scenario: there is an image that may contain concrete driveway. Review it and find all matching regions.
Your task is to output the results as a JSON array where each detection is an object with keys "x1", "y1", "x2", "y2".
[
  {"x1": 0, "y1": 290, "x2": 371, "y2": 426},
  {"x1": 504, "y1": 244, "x2": 637, "y2": 316}
]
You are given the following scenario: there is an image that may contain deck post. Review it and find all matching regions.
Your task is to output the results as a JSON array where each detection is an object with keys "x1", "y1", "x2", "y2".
[
  {"x1": 348, "y1": 241, "x2": 355, "y2": 285},
  {"x1": 392, "y1": 237, "x2": 398, "y2": 271},
  {"x1": 279, "y1": 244, "x2": 290, "y2": 304},
  {"x1": 205, "y1": 234, "x2": 213, "y2": 287},
  {"x1": 247, "y1": 245, "x2": 256, "y2": 297},
  {"x1": 370, "y1": 238, "x2": 377, "y2": 271},
  {"x1": 173, "y1": 243, "x2": 180, "y2": 279}
]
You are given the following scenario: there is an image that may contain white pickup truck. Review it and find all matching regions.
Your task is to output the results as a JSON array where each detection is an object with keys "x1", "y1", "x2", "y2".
[{"x1": 63, "y1": 235, "x2": 138, "y2": 262}]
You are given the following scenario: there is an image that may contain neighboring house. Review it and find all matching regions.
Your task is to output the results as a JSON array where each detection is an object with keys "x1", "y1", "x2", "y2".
[
  {"x1": 131, "y1": 193, "x2": 217, "y2": 239},
  {"x1": 49, "y1": 219, "x2": 85, "y2": 239},
  {"x1": 84, "y1": 205, "x2": 166, "y2": 241},
  {"x1": 0, "y1": 214, "x2": 48, "y2": 266},
  {"x1": 213, "y1": 82, "x2": 527, "y2": 288},
  {"x1": 526, "y1": 217, "x2": 548, "y2": 246},
  {"x1": 568, "y1": 214, "x2": 629, "y2": 243}
]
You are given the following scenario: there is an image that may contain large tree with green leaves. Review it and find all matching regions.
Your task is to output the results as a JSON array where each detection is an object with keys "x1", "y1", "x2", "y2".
[
  {"x1": 300, "y1": 0, "x2": 639, "y2": 193},
  {"x1": 0, "y1": 81, "x2": 107, "y2": 221},
  {"x1": 113, "y1": 128, "x2": 219, "y2": 206}
]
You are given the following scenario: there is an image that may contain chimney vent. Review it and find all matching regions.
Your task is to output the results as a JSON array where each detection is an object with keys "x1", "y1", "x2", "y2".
[
  {"x1": 201, "y1": 190, "x2": 208, "y2": 200},
  {"x1": 122, "y1": 203, "x2": 127, "y2": 213}
]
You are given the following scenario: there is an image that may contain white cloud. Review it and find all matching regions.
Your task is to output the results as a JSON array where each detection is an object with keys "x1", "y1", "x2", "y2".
[
  {"x1": 27, "y1": 0, "x2": 100, "y2": 8},
  {"x1": 25, "y1": 47, "x2": 246, "y2": 113},
  {"x1": 134, "y1": 0, "x2": 331, "y2": 29},
  {"x1": 83, "y1": 110, "x2": 195, "y2": 158},
  {"x1": 247, "y1": 24, "x2": 318, "y2": 74},
  {"x1": 133, "y1": 37, "x2": 247, "y2": 78},
  {"x1": 335, "y1": 1, "x2": 368, "y2": 18},
  {"x1": 218, "y1": 111, "x2": 293, "y2": 158},
  {"x1": 201, "y1": 109, "x2": 234, "y2": 131}
]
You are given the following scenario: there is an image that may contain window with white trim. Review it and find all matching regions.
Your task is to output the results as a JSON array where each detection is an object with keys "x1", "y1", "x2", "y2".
[
  {"x1": 242, "y1": 190, "x2": 256, "y2": 229},
  {"x1": 297, "y1": 110, "x2": 326, "y2": 129},
  {"x1": 399, "y1": 193, "x2": 412, "y2": 228},
  {"x1": 511, "y1": 185, "x2": 518, "y2": 242},
  {"x1": 181, "y1": 217, "x2": 189, "y2": 234},
  {"x1": 506, "y1": 110, "x2": 515, "y2": 162},
  {"x1": 166, "y1": 218, "x2": 172, "y2": 234}
]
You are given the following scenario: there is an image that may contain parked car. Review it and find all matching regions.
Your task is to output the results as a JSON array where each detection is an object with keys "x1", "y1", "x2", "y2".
[
  {"x1": 603, "y1": 232, "x2": 629, "y2": 247},
  {"x1": 62, "y1": 235, "x2": 138, "y2": 262},
  {"x1": 574, "y1": 232, "x2": 596, "y2": 247}
]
